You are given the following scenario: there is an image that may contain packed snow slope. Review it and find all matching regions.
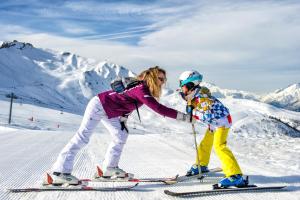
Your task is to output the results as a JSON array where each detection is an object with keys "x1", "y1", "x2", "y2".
[{"x1": 0, "y1": 95, "x2": 299, "y2": 200}]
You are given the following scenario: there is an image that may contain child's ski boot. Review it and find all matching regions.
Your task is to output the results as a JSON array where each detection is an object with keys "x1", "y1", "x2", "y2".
[
  {"x1": 186, "y1": 164, "x2": 209, "y2": 176},
  {"x1": 216, "y1": 174, "x2": 247, "y2": 188}
]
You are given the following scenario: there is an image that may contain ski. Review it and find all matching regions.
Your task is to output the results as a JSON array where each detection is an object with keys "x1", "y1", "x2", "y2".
[
  {"x1": 89, "y1": 166, "x2": 179, "y2": 184},
  {"x1": 164, "y1": 185, "x2": 286, "y2": 197},
  {"x1": 8, "y1": 183, "x2": 139, "y2": 193},
  {"x1": 78, "y1": 166, "x2": 221, "y2": 185},
  {"x1": 87, "y1": 176, "x2": 179, "y2": 185}
]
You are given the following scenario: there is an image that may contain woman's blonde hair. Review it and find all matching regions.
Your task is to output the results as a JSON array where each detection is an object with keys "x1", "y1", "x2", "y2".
[{"x1": 137, "y1": 66, "x2": 166, "y2": 98}]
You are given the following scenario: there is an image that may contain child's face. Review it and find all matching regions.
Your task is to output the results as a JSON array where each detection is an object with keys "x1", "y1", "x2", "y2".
[
  {"x1": 181, "y1": 85, "x2": 189, "y2": 95},
  {"x1": 180, "y1": 85, "x2": 193, "y2": 101},
  {"x1": 181, "y1": 85, "x2": 193, "y2": 95}
]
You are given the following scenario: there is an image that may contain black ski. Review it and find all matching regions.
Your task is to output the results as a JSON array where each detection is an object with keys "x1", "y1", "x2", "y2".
[
  {"x1": 8, "y1": 183, "x2": 139, "y2": 193},
  {"x1": 164, "y1": 185, "x2": 286, "y2": 197}
]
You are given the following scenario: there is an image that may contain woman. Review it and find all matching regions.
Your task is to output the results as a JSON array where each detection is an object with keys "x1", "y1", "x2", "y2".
[{"x1": 44, "y1": 66, "x2": 190, "y2": 185}]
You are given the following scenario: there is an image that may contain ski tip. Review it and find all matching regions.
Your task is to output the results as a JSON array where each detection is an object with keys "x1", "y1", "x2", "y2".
[
  {"x1": 8, "y1": 188, "x2": 39, "y2": 193},
  {"x1": 163, "y1": 174, "x2": 179, "y2": 185},
  {"x1": 128, "y1": 183, "x2": 139, "y2": 189},
  {"x1": 164, "y1": 190, "x2": 173, "y2": 195},
  {"x1": 164, "y1": 189, "x2": 180, "y2": 196},
  {"x1": 163, "y1": 180, "x2": 177, "y2": 185},
  {"x1": 273, "y1": 185, "x2": 287, "y2": 189},
  {"x1": 7, "y1": 189, "x2": 15, "y2": 192}
]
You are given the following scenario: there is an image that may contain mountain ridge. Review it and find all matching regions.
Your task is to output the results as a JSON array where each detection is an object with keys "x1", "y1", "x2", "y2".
[{"x1": 0, "y1": 40, "x2": 299, "y2": 112}]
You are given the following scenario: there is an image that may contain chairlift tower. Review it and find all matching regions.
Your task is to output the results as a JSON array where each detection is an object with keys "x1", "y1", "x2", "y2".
[{"x1": 6, "y1": 93, "x2": 18, "y2": 124}]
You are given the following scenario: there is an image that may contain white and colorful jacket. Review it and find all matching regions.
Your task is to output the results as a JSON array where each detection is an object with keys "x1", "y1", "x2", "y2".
[{"x1": 189, "y1": 87, "x2": 232, "y2": 129}]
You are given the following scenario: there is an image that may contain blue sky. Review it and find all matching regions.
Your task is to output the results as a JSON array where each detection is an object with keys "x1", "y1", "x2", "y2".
[
  {"x1": 0, "y1": 0, "x2": 300, "y2": 94},
  {"x1": 0, "y1": 0, "x2": 194, "y2": 44}
]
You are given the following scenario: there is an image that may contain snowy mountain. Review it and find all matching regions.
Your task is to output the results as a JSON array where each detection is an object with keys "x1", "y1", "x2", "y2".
[
  {"x1": 201, "y1": 82, "x2": 259, "y2": 100},
  {"x1": 196, "y1": 82, "x2": 300, "y2": 113},
  {"x1": 0, "y1": 40, "x2": 299, "y2": 200},
  {"x1": 0, "y1": 40, "x2": 135, "y2": 113},
  {"x1": 261, "y1": 83, "x2": 300, "y2": 112},
  {"x1": 199, "y1": 82, "x2": 300, "y2": 113},
  {"x1": 1, "y1": 40, "x2": 299, "y2": 113}
]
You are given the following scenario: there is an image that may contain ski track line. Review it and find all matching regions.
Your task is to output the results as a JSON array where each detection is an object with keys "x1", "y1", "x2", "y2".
[
  {"x1": 1, "y1": 130, "x2": 142, "y2": 200},
  {"x1": 0, "y1": 129, "x2": 297, "y2": 200},
  {"x1": 0, "y1": 130, "x2": 74, "y2": 200},
  {"x1": 123, "y1": 131, "x2": 294, "y2": 200},
  {"x1": 0, "y1": 130, "x2": 24, "y2": 145}
]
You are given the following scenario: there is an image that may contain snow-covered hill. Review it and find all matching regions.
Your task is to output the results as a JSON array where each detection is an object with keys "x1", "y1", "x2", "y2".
[
  {"x1": 261, "y1": 83, "x2": 300, "y2": 112},
  {"x1": 0, "y1": 97, "x2": 299, "y2": 200},
  {"x1": 200, "y1": 82, "x2": 300, "y2": 112},
  {"x1": 0, "y1": 40, "x2": 299, "y2": 200},
  {"x1": 0, "y1": 40, "x2": 135, "y2": 113},
  {"x1": 1, "y1": 40, "x2": 299, "y2": 113},
  {"x1": 0, "y1": 40, "x2": 299, "y2": 135},
  {"x1": 201, "y1": 82, "x2": 259, "y2": 100}
]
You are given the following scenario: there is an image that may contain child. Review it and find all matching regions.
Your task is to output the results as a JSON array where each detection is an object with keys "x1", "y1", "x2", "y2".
[{"x1": 178, "y1": 70, "x2": 246, "y2": 188}]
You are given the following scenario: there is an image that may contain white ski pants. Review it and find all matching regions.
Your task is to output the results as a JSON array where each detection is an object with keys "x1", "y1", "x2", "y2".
[{"x1": 52, "y1": 96, "x2": 129, "y2": 173}]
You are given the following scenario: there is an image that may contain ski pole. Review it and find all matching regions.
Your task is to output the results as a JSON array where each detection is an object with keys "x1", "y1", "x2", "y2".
[{"x1": 192, "y1": 123, "x2": 202, "y2": 180}]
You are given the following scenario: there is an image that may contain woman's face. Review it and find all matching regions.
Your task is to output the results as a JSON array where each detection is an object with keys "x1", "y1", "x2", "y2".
[{"x1": 157, "y1": 72, "x2": 166, "y2": 87}]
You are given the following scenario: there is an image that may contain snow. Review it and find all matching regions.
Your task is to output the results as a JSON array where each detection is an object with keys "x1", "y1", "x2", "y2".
[
  {"x1": 0, "y1": 97, "x2": 299, "y2": 200},
  {"x1": 202, "y1": 82, "x2": 260, "y2": 100},
  {"x1": 0, "y1": 41, "x2": 135, "y2": 114},
  {"x1": 262, "y1": 83, "x2": 300, "y2": 112},
  {"x1": 0, "y1": 126, "x2": 16, "y2": 132},
  {"x1": 0, "y1": 40, "x2": 299, "y2": 199}
]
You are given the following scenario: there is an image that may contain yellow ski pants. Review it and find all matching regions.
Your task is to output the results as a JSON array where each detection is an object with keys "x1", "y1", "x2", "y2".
[{"x1": 196, "y1": 127, "x2": 242, "y2": 177}]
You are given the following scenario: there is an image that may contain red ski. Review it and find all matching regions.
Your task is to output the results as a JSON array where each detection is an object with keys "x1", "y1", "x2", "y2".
[{"x1": 8, "y1": 183, "x2": 139, "y2": 193}]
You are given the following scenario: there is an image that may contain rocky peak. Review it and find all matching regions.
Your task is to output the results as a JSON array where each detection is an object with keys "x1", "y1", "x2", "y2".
[{"x1": 0, "y1": 40, "x2": 33, "y2": 50}]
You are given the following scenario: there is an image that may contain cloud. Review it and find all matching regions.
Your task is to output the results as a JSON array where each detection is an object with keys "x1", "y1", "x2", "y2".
[
  {"x1": 57, "y1": 22, "x2": 96, "y2": 35},
  {"x1": 1, "y1": 0, "x2": 300, "y2": 93},
  {"x1": 140, "y1": 1, "x2": 300, "y2": 64}
]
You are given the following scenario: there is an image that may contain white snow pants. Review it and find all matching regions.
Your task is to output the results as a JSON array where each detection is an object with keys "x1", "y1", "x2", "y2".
[{"x1": 52, "y1": 96, "x2": 129, "y2": 173}]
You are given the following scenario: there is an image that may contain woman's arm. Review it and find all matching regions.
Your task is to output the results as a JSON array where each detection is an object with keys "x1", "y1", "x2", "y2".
[{"x1": 134, "y1": 84, "x2": 178, "y2": 119}]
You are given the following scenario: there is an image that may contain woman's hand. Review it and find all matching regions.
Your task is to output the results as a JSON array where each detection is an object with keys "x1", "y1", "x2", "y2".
[{"x1": 176, "y1": 112, "x2": 196, "y2": 124}]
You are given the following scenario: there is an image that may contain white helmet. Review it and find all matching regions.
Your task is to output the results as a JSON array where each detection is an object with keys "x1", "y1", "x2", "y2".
[{"x1": 179, "y1": 70, "x2": 203, "y2": 88}]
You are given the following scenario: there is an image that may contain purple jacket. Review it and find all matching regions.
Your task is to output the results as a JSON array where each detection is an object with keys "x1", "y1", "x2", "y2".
[{"x1": 98, "y1": 82, "x2": 178, "y2": 119}]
